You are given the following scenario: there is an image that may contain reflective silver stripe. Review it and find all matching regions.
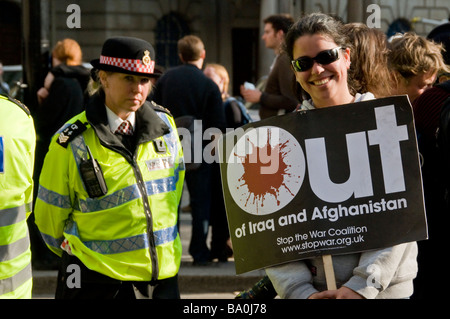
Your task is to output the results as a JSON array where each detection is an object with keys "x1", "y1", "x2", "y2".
[
  {"x1": 78, "y1": 184, "x2": 141, "y2": 213},
  {"x1": 70, "y1": 134, "x2": 88, "y2": 181},
  {"x1": 84, "y1": 233, "x2": 149, "y2": 254},
  {"x1": 65, "y1": 220, "x2": 178, "y2": 254},
  {"x1": 0, "y1": 203, "x2": 29, "y2": 227},
  {"x1": 0, "y1": 236, "x2": 30, "y2": 262},
  {"x1": 37, "y1": 185, "x2": 72, "y2": 209},
  {"x1": 154, "y1": 225, "x2": 178, "y2": 246},
  {"x1": 40, "y1": 232, "x2": 64, "y2": 251},
  {"x1": 76, "y1": 173, "x2": 181, "y2": 213},
  {"x1": 0, "y1": 262, "x2": 32, "y2": 296}
]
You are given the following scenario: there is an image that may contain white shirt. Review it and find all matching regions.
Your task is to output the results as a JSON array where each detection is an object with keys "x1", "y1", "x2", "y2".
[
  {"x1": 105, "y1": 105, "x2": 136, "y2": 134},
  {"x1": 300, "y1": 92, "x2": 375, "y2": 110}
]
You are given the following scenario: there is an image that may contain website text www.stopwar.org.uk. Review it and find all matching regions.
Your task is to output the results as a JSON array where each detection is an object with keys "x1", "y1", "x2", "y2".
[
  {"x1": 234, "y1": 196, "x2": 408, "y2": 239},
  {"x1": 277, "y1": 225, "x2": 368, "y2": 254}
]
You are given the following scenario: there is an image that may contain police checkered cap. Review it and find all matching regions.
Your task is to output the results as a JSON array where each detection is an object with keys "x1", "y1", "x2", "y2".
[
  {"x1": 99, "y1": 55, "x2": 154, "y2": 74},
  {"x1": 91, "y1": 36, "x2": 158, "y2": 77}
]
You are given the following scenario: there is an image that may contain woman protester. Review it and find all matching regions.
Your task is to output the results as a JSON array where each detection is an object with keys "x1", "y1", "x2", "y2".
[
  {"x1": 387, "y1": 32, "x2": 450, "y2": 103},
  {"x1": 204, "y1": 63, "x2": 253, "y2": 262},
  {"x1": 343, "y1": 22, "x2": 392, "y2": 98},
  {"x1": 264, "y1": 13, "x2": 418, "y2": 299},
  {"x1": 32, "y1": 39, "x2": 91, "y2": 270},
  {"x1": 34, "y1": 36, "x2": 185, "y2": 299}
]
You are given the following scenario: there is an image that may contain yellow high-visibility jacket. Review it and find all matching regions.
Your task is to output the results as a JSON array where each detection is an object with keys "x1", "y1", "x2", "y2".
[
  {"x1": 0, "y1": 95, "x2": 35, "y2": 299},
  {"x1": 34, "y1": 92, "x2": 184, "y2": 282}
]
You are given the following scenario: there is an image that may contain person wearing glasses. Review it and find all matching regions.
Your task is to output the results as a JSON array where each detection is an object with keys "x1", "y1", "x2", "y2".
[{"x1": 264, "y1": 13, "x2": 418, "y2": 299}]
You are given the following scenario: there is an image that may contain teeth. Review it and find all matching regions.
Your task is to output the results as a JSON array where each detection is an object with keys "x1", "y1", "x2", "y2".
[{"x1": 313, "y1": 78, "x2": 330, "y2": 86}]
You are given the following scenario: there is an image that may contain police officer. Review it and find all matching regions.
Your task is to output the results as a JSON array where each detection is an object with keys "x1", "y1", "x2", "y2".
[
  {"x1": 0, "y1": 94, "x2": 35, "y2": 299},
  {"x1": 34, "y1": 37, "x2": 185, "y2": 299}
]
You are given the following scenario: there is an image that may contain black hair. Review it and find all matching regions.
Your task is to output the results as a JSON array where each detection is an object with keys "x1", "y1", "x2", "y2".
[{"x1": 284, "y1": 12, "x2": 349, "y2": 60}]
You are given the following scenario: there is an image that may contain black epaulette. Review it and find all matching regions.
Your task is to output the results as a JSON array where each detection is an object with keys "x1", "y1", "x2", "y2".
[
  {"x1": 0, "y1": 94, "x2": 31, "y2": 116},
  {"x1": 150, "y1": 100, "x2": 172, "y2": 116},
  {"x1": 56, "y1": 120, "x2": 88, "y2": 148}
]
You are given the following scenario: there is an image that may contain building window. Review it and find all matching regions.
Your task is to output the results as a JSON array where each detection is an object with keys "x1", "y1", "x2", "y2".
[
  {"x1": 0, "y1": 1, "x2": 22, "y2": 65},
  {"x1": 155, "y1": 12, "x2": 190, "y2": 69}
]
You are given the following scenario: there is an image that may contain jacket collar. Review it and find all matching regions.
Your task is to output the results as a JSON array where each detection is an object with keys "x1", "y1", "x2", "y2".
[{"x1": 85, "y1": 91, "x2": 170, "y2": 147}]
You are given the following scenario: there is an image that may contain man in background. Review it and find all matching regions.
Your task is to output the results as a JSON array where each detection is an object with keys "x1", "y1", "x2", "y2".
[
  {"x1": 151, "y1": 35, "x2": 226, "y2": 265},
  {"x1": 240, "y1": 14, "x2": 300, "y2": 120}
]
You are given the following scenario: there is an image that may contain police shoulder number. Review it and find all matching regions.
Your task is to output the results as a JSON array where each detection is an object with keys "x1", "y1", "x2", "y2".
[{"x1": 57, "y1": 120, "x2": 87, "y2": 148}]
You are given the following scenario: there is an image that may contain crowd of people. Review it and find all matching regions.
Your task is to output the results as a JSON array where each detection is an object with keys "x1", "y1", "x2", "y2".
[{"x1": 1, "y1": 10, "x2": 450, "y2": 299}]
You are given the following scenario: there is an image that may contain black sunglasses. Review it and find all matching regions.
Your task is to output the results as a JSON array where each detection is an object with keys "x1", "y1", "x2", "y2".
[{"x1": 291, "y1": 47, "x2": 342, "y2": 72}]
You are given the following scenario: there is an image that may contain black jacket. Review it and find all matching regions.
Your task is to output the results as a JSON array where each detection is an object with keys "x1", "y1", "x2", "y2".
[
  {"x1": 35, "y1": 64, "x2": 90, "y2": 143},
  {"x1": 150, "y1": 64, "x2": 226, "y2": 132}
]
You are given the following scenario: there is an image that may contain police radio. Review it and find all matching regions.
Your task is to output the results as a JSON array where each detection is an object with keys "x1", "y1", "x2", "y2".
[{"x1": 80, "y1": 146, "x2": 108, "y2": 198}]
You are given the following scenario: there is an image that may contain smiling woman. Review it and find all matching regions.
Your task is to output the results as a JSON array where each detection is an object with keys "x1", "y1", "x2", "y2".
[
  {"x1": 265, "y1": 12, "x2": 419, "y2": 300},
  {"x1": 284, "y1": 13, "x2": 354, "y2": 108}
]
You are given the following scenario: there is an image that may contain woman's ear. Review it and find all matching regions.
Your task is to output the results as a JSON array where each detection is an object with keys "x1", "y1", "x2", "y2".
[
  {"x1": 344, "y1": 47, "x2": 351, "y2": 69},
  {"x1": 99, "y1": 70, "x2": 108, "y2": 88}
]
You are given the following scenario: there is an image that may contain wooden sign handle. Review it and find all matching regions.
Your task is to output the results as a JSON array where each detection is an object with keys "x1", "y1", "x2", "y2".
[{"x1": 322, "y1": 254, "x2": 337, "y2": 290}]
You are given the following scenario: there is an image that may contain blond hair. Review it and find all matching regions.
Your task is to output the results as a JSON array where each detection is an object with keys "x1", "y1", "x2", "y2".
[
  {"x1": 204, "y1": 63, "x2": 230, "y2": 101},
  {"x1": 388, "y1": 32, "x2": 450, "y2": 82}
]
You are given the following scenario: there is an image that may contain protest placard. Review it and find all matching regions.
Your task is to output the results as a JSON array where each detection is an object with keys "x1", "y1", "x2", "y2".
[{"x1": 217, "y1": 96, "x2": 428, "y2": 275}]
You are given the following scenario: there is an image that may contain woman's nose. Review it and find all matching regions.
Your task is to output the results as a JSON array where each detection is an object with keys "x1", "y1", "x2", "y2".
[
  {"x1": 311, "y1": 61, "x2": 325, "y2": 75},
  {"x1": 132, "y1": 81, "x2": 143, "y2": 93}
]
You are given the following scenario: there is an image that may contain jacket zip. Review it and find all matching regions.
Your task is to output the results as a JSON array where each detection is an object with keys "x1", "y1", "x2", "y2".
[{"x1": 131, "y1": 154, "x2": 159, "y2": 281}]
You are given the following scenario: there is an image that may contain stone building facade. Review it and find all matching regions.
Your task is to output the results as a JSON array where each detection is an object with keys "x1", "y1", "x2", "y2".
[{"x1": 1, "y1": 0, "x2": 449, "y2": 96}]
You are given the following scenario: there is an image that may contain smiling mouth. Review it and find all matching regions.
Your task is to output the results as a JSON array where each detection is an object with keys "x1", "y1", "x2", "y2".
[{"x1": 310, "y1": 77, "x2": 332, "y2": 86}]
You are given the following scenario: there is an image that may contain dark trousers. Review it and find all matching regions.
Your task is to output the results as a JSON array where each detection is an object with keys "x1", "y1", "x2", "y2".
[
  {"x1": 56, "y1": 252, "x2": 180, "y2": 299},
  {"x1": 185, "y1": 162, "x2": 212, "y2": 263},
  {"x1": 210, "y1": 162, "x2": 232, "y2": 260}
]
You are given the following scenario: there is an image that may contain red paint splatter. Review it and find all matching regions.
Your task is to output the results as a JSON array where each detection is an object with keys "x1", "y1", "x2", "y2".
[{"x1": 236, "y1": 129, "x2": 294, "y2": 213}]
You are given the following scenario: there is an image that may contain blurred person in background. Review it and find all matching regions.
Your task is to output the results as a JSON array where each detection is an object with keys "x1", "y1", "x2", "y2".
[
  {"x1": 343, "y1": 22, "x2": 392, "y2": 98},
  {"x1": 411, "y1": 22, "x2": 450, "y2": 299},
  {"x1": 387, "y1": 32, "x2": 450, "y2": 103},
  {"x1": 240, "y1": 14, "x2": 299, "y2": 120},
  {"x1": 31, "y1": 38, "x2": 90, "y2": 270}
]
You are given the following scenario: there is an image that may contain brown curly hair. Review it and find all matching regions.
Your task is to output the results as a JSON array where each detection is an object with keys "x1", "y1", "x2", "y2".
[{"x1": 344, "y1": 23, "x2": 392, "y2": 97}]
